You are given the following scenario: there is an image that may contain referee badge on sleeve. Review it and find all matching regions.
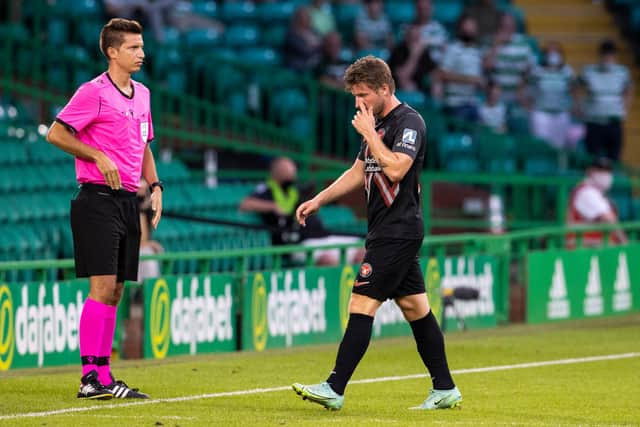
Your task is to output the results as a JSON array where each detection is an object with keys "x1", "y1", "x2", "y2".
[{"x1": 140, "y1": 122, "x2": 149, "y2": 143}]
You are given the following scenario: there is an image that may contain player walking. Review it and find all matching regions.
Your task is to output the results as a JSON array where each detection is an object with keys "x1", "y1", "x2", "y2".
[{"x1": 292, "y1": 56, "x2": 461, "y2": 410}]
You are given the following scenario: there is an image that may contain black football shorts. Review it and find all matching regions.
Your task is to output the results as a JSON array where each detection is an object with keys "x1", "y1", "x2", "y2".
[
  {"x1": 70, "y1": 183, "x2": 141, "y2": 282},
  {"x1": 352, "y1": 238, "x2": 426, "y2": 302}
]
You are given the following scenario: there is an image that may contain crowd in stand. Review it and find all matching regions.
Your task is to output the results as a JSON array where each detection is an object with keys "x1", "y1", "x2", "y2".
[
  {"x1": 279, "y1": 0, "x2": 633, "y2": 163},
  {"x1": 101, "y1": 0, "x2": 633, "y2": 163}
]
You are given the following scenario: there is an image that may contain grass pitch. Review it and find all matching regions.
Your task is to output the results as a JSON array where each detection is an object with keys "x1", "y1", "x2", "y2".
[{"x1": 1, "y1": 314, "x2": 639, "y2": 426}]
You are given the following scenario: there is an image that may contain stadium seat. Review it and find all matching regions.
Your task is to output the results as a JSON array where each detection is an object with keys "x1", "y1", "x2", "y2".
[
  {"x1": 476, "y1": 130, "x2": 516, "y2": 174},
  {"x1": 184, "y1": 28, "x2": 222, "y2": 49},
  {"x1": 271, "y1": 88, "x2": 309, "y2": 121},
  {"x1": 257, "y1": 2, "x2": 296, "y2": 25},
  {"x1": 396, "y1": 90, "x2": 428, "y2": 111},
  {"x1": 433, "y1": 2, "x2": 463, "y2": 29},
  {"x1": 241, "y1": 47, "x2": 281, "y2": 67},
  {"x1": 385, "y1": 2, "x2": 415, "y2": 25},
  {"x1": 223, "y1": 25, "x2": 260, "y2": 48},
  {"x1": 220, "y1": 2, "x2": 258, "y2": 24},
  {"x1": 191, "y1": 0, "x2": 218, "y2": 19},
  {"x1": 261, "y1": 26, "x2": 287, "y2": 48}
]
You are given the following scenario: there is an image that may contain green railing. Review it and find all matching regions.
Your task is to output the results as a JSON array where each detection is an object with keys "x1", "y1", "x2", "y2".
[
  {"x1": 2, "y1": 222, "x2": 639, "y2": 325},
  {"x1": 422, "y1": 171, "x2": 640, "y2": 234}
]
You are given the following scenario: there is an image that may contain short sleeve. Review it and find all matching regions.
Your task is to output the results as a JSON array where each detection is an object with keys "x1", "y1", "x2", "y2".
[
  {"x1": 391, "y1": 114, "x2": 424, "y2": 160},
  {"x1": 250, "y1": 182, "x2": 271, "y2": 200},
  {"x1": 573, "y1": 187, "x2": 612, "y2": 221},
  {"x1": 147, "y1": 110, "x2": 155, "y2": 143},
  {"x1": 56, "y1": 83, "x2": 100, "y2": 134}
]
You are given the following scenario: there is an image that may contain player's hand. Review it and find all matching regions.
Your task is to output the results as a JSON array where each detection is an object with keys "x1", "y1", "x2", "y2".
[
  {"x1": 95, "y1": 152, "x2": 122, "y2": 190},
  {"x1": 352, "y1": 98, "x2": 376, "y2": 138},
  {"x1": 150, "y1": 187, "x2": 163, "y2": 229},
  {"x1": 296, "y1": 199, "x2": 320, "y2": 226}
]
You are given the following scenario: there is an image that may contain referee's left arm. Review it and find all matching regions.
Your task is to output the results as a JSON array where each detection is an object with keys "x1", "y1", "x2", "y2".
[{"x1": 141, "y1": 144, "x2": 163, "y2": 229}]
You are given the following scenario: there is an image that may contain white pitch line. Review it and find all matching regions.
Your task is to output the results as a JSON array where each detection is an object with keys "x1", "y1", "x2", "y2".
[{"x1": 1, "y1": 352, "x2": 638, "y2": 421}]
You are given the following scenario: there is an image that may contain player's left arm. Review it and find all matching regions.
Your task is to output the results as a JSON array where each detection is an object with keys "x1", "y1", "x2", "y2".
[{"x1": 141, "y1": 144, "x2": 162, "y2": 229}]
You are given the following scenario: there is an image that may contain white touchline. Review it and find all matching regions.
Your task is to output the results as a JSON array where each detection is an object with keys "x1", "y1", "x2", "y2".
[{"x1": 1, "y1": 352, "x2": 638, "y2": 420}]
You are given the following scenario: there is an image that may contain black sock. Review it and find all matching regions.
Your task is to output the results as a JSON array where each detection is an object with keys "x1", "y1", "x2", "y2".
[
  {"x1": 326, "y1": 313, "x2": 374, "y2": 395},
  {"x1": 410, "y1": 310, "x2": 455, "y2": 390}
]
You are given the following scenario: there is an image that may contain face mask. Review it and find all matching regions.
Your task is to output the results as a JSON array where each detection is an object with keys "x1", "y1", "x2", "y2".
[
  {"x1": 591, "y1": 172, "x2": 613, "y2": 191},
  {"x1": 546, "y1": 51, "x2": 562, "y2": 67},
  {"x1": 280, "y1": 180, "x2": 296, "y2": 190},
  {"x1": 460, "y1": 33, "x2": 475, "y2": 43}
]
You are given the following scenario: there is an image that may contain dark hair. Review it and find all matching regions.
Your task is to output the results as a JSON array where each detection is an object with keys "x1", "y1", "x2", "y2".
[
  {"x1": 599, "y1": 39, "x2": 616, "y2": 55},
  {"x1": 344, "y1": 55, "x2": 395, "y2": 93},
  {"x1": 100, "y1": 18, "x2": 143, "y2": 60},
  {"x1": 589, "y1": 157, "x2": 613, "y2": 171}
]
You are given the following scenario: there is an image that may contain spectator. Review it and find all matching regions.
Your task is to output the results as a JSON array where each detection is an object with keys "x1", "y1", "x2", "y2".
[
  {"x1": 316, "y1": 31, "x2": 350, "y2": 89},
  {"x1": 483, "y1": 12, "x2": 536, "y2": 106},
  {"x1": 479, "y1": 80, "x2": 506, "y2": 133},
  {"x1": 354, "y1": 0, "x2": 393, "y2": 51},
  {"x1": 283, "y1": 6, "x2": 322, "y2": 73},
  {"x1": 528, "y1": 41, "x2": 580, "y2": 150},
  {"x1": 463, "y1": 0, "x2": 502, "y2": 41},
  {"x1": 136, "y1": 180, "x2": 163, "y2": 282},
  {"x1": 576, "y1": 39, "x2": 633, "y2": 162},
  {"x1": 566, "y1": 157, "x2": 627, "y2": 247},
  {"x1": 239, "y1": 157, "x2": 363, "y2": 265},
  {"x1": 437, "y1": 15, "x2": 484, "y2": 122},
  {"x1": 387, "y1": 24, "x2": 437, "y2": 93},
  {"x1": 309, "y1": 0, "x2": 337, "y2": 37},
  {"x1": 413, "y1": 0, "x2": 448, "y2": 64}
]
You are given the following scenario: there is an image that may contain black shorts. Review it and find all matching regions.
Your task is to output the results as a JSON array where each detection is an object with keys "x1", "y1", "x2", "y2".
[
  {"x1": 352, "y1": 238, "x2": 425, "y2": 302},
  {"x1": 70, "y1": 183, "x2": 141, "y2": 282}
]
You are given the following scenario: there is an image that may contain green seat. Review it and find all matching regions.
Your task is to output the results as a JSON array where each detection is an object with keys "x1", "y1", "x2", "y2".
[
  {"x1": 220, "y1": 2, "x2": 257, "y2": 23},
  {"x1": 438, "y1": 133, "x2": 475, "y2": 164},
  {"x1": 476, "y1": 130, "x2": 516, "y2": 174},
  {"x1": 0, "y1": 142, "x2": 28, "y2": 164},
  {"x1": 257, "y1": 2, "x2": 295, "y2": 24},
  {"x1": 385, "y1": 2, "x2": 415, "y2": 25},
  {"x1": 191, "y1": 0, "x2": 218, "y2": 18},
  {"x1": 396, "y1": 90, "x2": 427, "y2": 110},
  {"x1": 224, "y1": 25, "x2": 260, "y2": 48},
  {"x1": 271, "y1": 88, "x2": 308, "y2": 121},
  {"x1": 156, "y1": 161, "x2": 191, "y2": 183},
  {"x1": 0, "y1": 23, "x2": 29, "y2": 42},
  {"x1": 516, "y1": 136, "x2": 559, "y2": 175},
  {"x1": 185, "y1": 28, "x2": 222, "y2": 49},
  {"x1": 47, "y1": 19, "x2": 68, "y2": 45},
  {"x1": 434, "y1": 2, "x2": 463, "y2": 30},
  {"x1": 261, "y1": 26, "x2": 287, "y2": 48},
  {"x1": 241, "y1": 47, "x2": 281, "y2": 66},
  {"x1": 287, "y1": 114, "x2": 313, "y2": 137}
]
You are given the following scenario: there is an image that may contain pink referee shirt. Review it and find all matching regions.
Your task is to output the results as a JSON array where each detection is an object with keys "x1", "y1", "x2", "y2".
[{"x1": 56, "y1": 72, "x2": 154, "y2": 192}]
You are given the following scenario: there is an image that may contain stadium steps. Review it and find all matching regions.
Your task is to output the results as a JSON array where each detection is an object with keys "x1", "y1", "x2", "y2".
[{"x1": 515, "y1": 0, "x2": 640, "y2": 167}]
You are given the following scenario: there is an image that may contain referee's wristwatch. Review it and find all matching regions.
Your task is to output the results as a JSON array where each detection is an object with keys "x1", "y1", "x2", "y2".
[{"x1": 150, "y1": 181, "x2": 164, "y2": 192}]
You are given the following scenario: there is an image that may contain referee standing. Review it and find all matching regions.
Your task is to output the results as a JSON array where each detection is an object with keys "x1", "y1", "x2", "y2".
[{"x1": 46, "y1": 18, "x2": 162, "y2": 399}]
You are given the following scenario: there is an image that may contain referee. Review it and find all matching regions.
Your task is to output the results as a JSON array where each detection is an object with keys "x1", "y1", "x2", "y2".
[
  {"x1": 46, "y1": 18, "x2": 162, "y2": 399},
  {"x1": 292, "y1": 56, "x2": 461, "y2": 410}
]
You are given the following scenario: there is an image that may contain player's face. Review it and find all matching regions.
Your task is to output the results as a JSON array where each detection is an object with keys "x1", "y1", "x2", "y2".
[
  {"x1": 350, "y1": 83, "x2": 386, "y2": 117},
  {"x1": 112, "y1": 33, "x2": 145, "y2": 73}
]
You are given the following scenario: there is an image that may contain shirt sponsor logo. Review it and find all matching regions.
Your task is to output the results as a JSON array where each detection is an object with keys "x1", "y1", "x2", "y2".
[
  {"x1": 359, "y1": 263, "x2": 373, "y2": 278},
  {"x1": 396, "y1": 128, "x2": 418, "y2": 152}
]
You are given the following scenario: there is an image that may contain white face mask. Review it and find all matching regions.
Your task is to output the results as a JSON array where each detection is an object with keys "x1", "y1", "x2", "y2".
[
  {"x1": 591, "y1": 172, "x2": 613, "y2": 191},
  {"x1": 546, "y1": 51, "x2": 562, "y2": 67}
]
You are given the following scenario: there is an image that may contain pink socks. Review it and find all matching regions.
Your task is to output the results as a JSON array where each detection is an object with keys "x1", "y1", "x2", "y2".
[{"x1": 79, "y1": 298, "x2": 118, "y2": 385}]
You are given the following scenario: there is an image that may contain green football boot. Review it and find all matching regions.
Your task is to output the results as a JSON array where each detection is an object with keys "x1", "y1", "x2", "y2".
[
  {"x1": 414, "y1": 386, "x2": 462, "y2": 410},
  {"x1": 292, "y1": 382, "x2": 344, "y2": 411}
]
